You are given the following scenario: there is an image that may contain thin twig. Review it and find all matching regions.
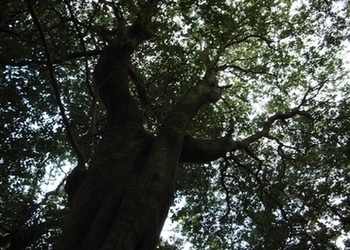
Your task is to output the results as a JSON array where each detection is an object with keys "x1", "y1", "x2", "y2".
[{"x1": 64, "y1": 0, "x2": 97, "y2": 141}]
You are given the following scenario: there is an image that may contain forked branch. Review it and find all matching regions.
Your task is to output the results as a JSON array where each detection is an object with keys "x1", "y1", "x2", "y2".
[
  {"x1": 237, "y1": 108, "x2": 312, "y2": 149},
  {"x1": 180, "y1": 108, "x2": 312, "y2": 163}
]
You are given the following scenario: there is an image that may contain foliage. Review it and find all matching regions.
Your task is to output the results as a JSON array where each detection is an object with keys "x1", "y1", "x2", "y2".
[{"x1": 0, "y1": 0, "x2": 349, "y2": 249}]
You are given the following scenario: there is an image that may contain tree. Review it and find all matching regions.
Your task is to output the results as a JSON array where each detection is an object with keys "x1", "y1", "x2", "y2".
[{"x1": 0, "y1": 0, "x2": 349, "y2": 249}]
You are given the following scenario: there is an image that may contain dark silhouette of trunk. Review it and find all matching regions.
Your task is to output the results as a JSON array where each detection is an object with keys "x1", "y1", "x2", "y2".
[{"x1": 58, "y1": 3, "x2": 235, "y2": 249}]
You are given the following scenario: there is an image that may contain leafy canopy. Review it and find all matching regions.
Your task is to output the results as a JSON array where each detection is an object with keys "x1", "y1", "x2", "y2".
[{"x1": 0, "y1": 0, "x2": 349, "y2": 249}]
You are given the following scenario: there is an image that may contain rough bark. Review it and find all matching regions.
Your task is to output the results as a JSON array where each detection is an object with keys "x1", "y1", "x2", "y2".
[{"x1": 58, "y1": 41, "x2": 229, "y2": 249}]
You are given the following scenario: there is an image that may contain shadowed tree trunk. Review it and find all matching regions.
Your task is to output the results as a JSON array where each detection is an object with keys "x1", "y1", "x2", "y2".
[{"x1": 57, "y1": 5, "x2": 235, "y2": 249}]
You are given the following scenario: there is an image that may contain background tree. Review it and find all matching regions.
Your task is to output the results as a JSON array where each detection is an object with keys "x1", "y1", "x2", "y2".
[{"x1": 0, "y1": 0, "x2": 349, "y2": 249}]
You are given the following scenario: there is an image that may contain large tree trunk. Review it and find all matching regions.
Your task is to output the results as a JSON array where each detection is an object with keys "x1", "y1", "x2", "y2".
[{"x1": 58, "y1": 5, "x2": 231, "y2": 248}]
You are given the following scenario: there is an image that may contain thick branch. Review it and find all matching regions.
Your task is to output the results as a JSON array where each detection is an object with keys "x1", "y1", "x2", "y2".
[
  {"x1": 94, "y1": 0, "x2": 161, "y2": 128},
  {"x1": 94, "y1": 44, "x2": 140, "y2": 128},
  {"x1": 180, "y1": 135, "x2": 237, "y2": 163},
  {"x1": 128, "y1": 67, "x2": 221, "y2": 249},
  {"x1": 143, "y1": 68, "x2": 221, "y2": 184},
  {"x1": 180, "y1": 108, "x2": 312, "y2": 163}
]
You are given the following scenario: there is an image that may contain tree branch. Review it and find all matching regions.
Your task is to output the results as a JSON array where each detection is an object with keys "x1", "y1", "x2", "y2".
[
  {"x1": 180, "y1": 108, "x2": 312, "y2": 163},
  {"x1": 92, "y1": 0, "x2": 161, "y2": 129},
  {"x1": 217, "y1": 62, "x2": 274, "y2": 77},
  {"x1": 180, "y1": 135, "x2": 237, "y2": 163},
  {"x1": 63, "y1": 0, "x2": 98, "y2": 152},
  {"x1": 64, "y1": 0, "x2": 95, "y2": 100},
  {"x1": 127, "y1": 63, "x2": 151, "y2": 107},
  {"x1": 27, "y1": 0, "x2": 86, "y2": 166},
  {"x1": 142, "y1": 64, "x2": 222, "y2": 187},
  {"x1": 238, "y1": 108, "x2": 312, "y2": 149}
]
